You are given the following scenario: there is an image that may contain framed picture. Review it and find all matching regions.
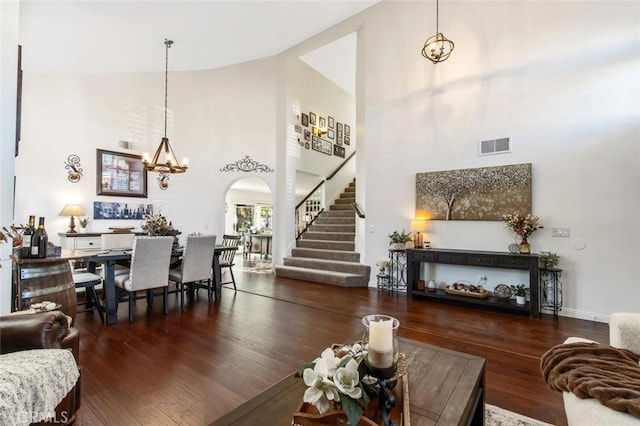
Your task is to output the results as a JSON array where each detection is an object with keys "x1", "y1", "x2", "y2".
[
  {"x1": 301, "y1": 113, "x2": 309, "y2": 127},
  {"x1": 337, "y1": 122, "x2": 343, "y2": 133},
  {"x1": 96, "y1": 149, "x2": 148, "y2": 198},
  {"x1": 344, "y1": 136, "x2": 350, "y2": 145},
  {"x1": 304, "y1": 129, "x2": 311, "y2": 141},
  {"x1": 93, "y1": 201, "x2": 153, "y2": 220},
  {"x1": 295, "y1": 124, "x2": 302, "y2": 134},
  {"x1": 319, "y1": 117, "x2": 326, "y2": 128},
  {"x1": 345, "y1": 124, "x2": 351, "y2": 137},
  {"x1": 337, "y1": 135, "x2": 343, "y2": 146},
  {"x1": 333, "y1": 144, "x2": 345, "y2": 158},
  {"x1": 328, "y1": 116, "x2": 335, "y2": 129},
  {"x1": 312, "y1": 135, "x2": 332, "y2": 156},
  {"x1": 310, "y1": 112, "x2": 317, "y2": 126},
  {"x1": 328, "y1": 129, "x2": 335, "y2": 140},
  {"x1": 305, "y1": 141, "x2": 310, "y2": 150}
]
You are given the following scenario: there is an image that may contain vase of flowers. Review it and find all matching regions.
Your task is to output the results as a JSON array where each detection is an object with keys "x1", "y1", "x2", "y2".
[
  {"x1": 78, "y1": 217, "x2": 89, "y2": 232},
  {"x1": 375, "y1": 259, "x2": 391, "y2": 275},
  {"x1": 142, "y1": 212, "x2": 172, "y2": 236},
  {"x1": 502, "y1": 213, "x2": 541, "y2": 254}
]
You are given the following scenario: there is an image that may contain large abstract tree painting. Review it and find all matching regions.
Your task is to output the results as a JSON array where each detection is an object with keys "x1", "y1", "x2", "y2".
[{"x1": 416, "y1": 163, "x2": 532, "y2": 221}]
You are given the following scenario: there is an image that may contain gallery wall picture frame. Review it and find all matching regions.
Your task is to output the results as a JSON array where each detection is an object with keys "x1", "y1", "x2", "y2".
[
  {"x1": 96, "y1": 149, "x2": 148, "y2": 198},
  {"x1": 309, "y1": 112, "x2": 317, "y2": 126},
  {"x1": 328, "y1": 116, "x2": 335, "y2": 129},
  {"x1": 344, "y1": 136, "x2": 350, "y2": 146},
  {"x1": 337, "y1": 135, "x2": 343, "y2": 146},
  {"x1": 345, "y1": 124, "x2": 351, "y2": 137},
  {"x1": 319, "y1": 117, "x2": 326, "y2": 128},
  {"x1": 305, "y1": 141, "x2": 310, "y2": 150},
  {"x1": 312, "y1": 135, "x2": 332, "y2": 156},
  {"x1": 295, "y1": 124, "x2": 302, "y2": 134},
  {"x1": 333, "y1": 144, "x2": 345, "y2": 158},
  {"x1": 304, "y1": 129, "x2": 311, "y2": 141},
  {"x1": 328, "y1": 129, "x2": 335, "y2": 140},
  {"x1": 301, "y1": 113, "x2": 309, "y2": 127},
  {"x1": 337, "y1": 122, "x2": 343, "y2": 133}
]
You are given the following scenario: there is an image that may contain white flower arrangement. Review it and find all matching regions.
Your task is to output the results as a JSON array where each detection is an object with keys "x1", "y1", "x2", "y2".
[{"x1": 299, "y1": 344, "x2": 368, "y2": 425}]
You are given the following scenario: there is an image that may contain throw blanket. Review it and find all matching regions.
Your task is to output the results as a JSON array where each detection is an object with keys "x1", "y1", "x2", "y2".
[
  {"x1": 0, "y1": 349, "x2": 79, "y2": 425},
  {"x1": 541, "y1": 342, "x2": 640, "y2": 419}
]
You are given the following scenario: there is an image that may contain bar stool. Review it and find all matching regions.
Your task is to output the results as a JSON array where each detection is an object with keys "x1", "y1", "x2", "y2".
[{"x1": 73, "y1": 272, "x2": 104, "y2": 323}]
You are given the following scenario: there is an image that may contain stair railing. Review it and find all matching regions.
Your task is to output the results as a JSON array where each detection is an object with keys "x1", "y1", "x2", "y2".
[
  {"x1": 352, "y1": 202, "x2": 365, "y2": 219},
  {"x1": 295, "y1": 152, "x2": 356, "y2": 239}
]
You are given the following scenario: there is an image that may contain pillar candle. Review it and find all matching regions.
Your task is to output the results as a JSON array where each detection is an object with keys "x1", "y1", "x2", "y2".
[{"x1": 369, "y1": 318, "x2": 393, "y2": 353}]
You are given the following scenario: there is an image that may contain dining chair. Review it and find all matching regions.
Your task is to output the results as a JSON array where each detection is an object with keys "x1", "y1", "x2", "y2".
[
  {"x1": 219, "y1": 234, "x2": 241, "y2": 291},
  {"x1": 168, "y1": 234, "x2": 217, "y2": 310},
  {"x1": 101, "y1": 233, "x2": 135, "y2": 275},
  {"x1": 72, "y1": 271, "x2": 104, "y2": 323},
  {"x1": 113, "y1": 236, "x2": 173, "y2": 322}
]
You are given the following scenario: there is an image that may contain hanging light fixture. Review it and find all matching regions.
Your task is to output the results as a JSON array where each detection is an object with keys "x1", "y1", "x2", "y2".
[
  {"x1": 421, "y1": 0, "x2": 454, "y2": 64},
  {"x1": 143, "y1": 39, "x2": 188, "y2": 174}
]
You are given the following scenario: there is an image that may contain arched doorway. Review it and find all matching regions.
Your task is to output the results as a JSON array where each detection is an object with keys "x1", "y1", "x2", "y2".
[{"x1": 224, "y1": 177, "x2": 273, "y2": 270}]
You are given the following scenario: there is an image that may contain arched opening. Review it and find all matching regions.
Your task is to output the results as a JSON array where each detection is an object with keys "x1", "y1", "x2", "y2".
[{"x1": 224, "y1": 177, "x2": 273, "y2": 271}]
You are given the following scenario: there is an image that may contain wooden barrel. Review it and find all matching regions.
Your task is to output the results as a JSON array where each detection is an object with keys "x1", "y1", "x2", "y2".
[{"x1": 14, "y1": 258, "x2": 77, "y2": 325}]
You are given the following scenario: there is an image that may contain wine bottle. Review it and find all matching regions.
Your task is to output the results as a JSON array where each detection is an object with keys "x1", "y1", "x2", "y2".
[
  {"x1": 31, "y1": 217, "x2": 48, "y2": 258},
  {"x1": 21, "y1": 215, "x2": 35, "y2": 258}
]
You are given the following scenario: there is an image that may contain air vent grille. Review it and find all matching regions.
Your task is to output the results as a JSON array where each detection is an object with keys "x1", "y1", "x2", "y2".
[{"x1": 479, "y1": 137, "x2": 511, "y2": 156}]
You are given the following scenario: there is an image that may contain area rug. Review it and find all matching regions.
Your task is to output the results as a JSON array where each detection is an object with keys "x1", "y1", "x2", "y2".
[
  {"x1": 234, "y1": 260, "x2": 273, "y2": 274},
  {"x1": 486, "y1": 404, "x2": 553, "y2": 426}
]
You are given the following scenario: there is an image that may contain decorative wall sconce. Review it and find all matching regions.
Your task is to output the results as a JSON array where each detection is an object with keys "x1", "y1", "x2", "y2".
[
  {"x1": 64, "y1": 155, "x2": 83, "y2": 182},
  {"x1": 158, "y1": 171, "x2": 169, "y2": 190},
  {"x1": 421, "y1": 0, "x2": 454, "y2": 64}
]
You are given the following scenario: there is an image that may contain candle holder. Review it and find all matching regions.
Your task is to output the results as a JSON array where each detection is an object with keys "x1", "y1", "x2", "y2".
[{"x1": 362, "y1": 314, "x2": 400, "y2": 426}]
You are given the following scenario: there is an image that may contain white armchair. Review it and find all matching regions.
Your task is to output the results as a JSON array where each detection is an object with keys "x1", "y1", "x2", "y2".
[{"x1": 562, "y1": 312, "x2": 640, "y2": 426}]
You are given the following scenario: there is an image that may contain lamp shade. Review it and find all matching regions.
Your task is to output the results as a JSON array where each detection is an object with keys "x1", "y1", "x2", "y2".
[{"x1": 59, "y1": 204, "x2": 84, "y2": 217}]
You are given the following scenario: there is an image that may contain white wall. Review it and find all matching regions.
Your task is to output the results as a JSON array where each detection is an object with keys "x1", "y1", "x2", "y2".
[
  {"x1": 12, "y1": 57, "x2": 277, "y2": 253},
  {"x1": 355, "y1": 1, "x2": 640, "y2": 321}
]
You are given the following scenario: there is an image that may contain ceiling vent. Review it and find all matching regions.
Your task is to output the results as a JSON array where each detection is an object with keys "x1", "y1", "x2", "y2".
[{"x1": 479, "y1": 137, "x2": 511, "y2": 156}]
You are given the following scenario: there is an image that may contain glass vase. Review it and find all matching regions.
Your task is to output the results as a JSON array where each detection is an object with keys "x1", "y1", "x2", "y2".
[
  {"x1": 519, "y1": 238, "x2": 531, "y2": 254},
  {"x1": 362, "y1": 314, "x2": 399, "y2": 379}
]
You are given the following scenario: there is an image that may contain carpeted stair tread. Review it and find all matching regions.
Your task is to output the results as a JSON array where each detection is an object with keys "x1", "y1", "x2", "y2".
[
  {"x1": 283, "y1": 257, "x2": 370, "y2": 275},
  {"x1": 274, "y1": 265, "x2": 368, "y2": 287},
  {"x1": 308, "y1": 224, "x2": 356, "y2": 233},
  {"x1": 300, "y1": 231, "x2": 355, "y2": 241},
  {"x1": 291, "y1": 247, "x2": 361, "y2": 262},
  {"x1": 295, "y1": 240, "x2": 355, "y2": 251}
]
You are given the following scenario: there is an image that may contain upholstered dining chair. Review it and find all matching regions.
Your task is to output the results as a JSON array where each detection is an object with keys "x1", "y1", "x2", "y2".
[
  {"x1": 101, "y1": 233, "x2": 136, "y2": 275},
  {"x1": 113, "y1": 236, "x2": 173, "y2": 322},
  {"x1": 168, "y1": 234, "x2": 217, "y2": 310},
  {"x1": 219, "y1": 234, "x2": 241, "y2": 291}
]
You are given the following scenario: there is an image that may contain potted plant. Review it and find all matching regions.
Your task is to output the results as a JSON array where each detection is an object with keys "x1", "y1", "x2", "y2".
[
  {"x1": 78, "y1": 217, "x2": 89, "y2": 232},
  {"x1": 510, "y1": 283, "x2": 529, "y2": 305},
  {"x1": 539, "y1": 251, "x2": 560, "y2": 269},
  {"x1": 388, "y1": 229, "x2": 412, "y2": 250}
]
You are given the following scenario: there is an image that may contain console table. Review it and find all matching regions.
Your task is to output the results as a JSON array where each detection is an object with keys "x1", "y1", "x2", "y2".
[{"x1": 407, "y1": 248, "x2": 540, "y2": 318}]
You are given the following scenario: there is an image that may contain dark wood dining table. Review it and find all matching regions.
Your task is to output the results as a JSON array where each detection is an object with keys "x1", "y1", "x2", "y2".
[{"x1": 83, "y1": 245, "x2": 235, "y2": 325}]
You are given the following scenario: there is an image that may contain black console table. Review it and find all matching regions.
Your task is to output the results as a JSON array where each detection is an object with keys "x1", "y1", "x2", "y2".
[{"x1": 407, "y1": 248, "x2": 540, "y2": 318}]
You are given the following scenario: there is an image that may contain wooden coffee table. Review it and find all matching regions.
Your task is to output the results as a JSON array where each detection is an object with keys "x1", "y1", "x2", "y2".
[{"x1": 212, "y1": 337, "x2": 485, "y2": 425}]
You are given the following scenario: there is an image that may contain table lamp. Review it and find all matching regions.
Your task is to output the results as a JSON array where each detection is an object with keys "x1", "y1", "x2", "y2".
[{"x1": 59, "y1": 204, "x2": 84, "y2": 233}]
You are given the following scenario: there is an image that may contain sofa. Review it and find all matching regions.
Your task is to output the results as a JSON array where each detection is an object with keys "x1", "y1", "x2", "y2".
[
  {"x1": 542, "y1": 312, "x2": 640, "y2": 425},
  {"x1": 0, "y1": 311, "x2": 81, "y2": 425}
]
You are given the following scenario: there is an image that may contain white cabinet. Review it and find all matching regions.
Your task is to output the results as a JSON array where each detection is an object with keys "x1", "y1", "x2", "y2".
[{"x1": 58, "y1": 233, "x2": 102, "y2": 251}]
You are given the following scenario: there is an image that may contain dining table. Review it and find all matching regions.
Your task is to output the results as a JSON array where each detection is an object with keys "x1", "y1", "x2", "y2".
[{"x1": 82, "y1": 245, "x2": 235, "y2": 325}]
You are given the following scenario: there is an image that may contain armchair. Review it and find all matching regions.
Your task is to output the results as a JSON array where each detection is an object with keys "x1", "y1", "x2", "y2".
[
  {"x1": 543, "y1": 312, "x2": 640, "y2": 425},
  {"x1": 0, "y1": 311, "x2": 81, "y2": 425}
]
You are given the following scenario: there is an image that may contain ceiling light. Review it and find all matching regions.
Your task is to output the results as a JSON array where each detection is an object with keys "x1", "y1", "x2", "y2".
[
  {"x1": 143, "y1": 39, "x2": 188, "y2": 174},
  {"x1": 421, "y1": 0, "x2": 454, "y2": 64}
]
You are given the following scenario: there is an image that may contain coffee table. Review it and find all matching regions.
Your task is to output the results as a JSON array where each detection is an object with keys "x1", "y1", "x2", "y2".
[{"x1": 211, "y1": 337, "x2": 485, "y2": 425}]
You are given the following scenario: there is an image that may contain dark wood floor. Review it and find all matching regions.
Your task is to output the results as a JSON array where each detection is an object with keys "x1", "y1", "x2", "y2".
[{"x1": 72, "y1": 260, "x2": 608, "y2": 425}]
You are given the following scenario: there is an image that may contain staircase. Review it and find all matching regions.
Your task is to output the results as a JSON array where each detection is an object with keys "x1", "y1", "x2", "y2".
[{"x1": 275, "y1": 181, "x2": 370, "y2": 287}]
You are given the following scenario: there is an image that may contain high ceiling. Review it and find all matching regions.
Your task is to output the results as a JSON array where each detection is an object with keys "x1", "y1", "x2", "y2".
[{"x1": 18, "y1": 0, "x2": 378, "y2": 76}]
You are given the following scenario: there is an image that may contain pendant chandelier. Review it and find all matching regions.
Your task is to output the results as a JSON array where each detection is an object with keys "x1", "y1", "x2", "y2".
[
  {"x1": 421, "y1": 0, "x2": 454, "y2": 64},
  {"x1": 143, "y1": 39, "x2": 188, "y2": 174}
]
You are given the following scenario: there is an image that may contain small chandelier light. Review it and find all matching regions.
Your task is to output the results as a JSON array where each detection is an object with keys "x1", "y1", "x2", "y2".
[
  {"x1": 421, "y1": 0, "x2": 454, "y2": 64},
  {"x1": 143, "y1": 39, "x2": 188, "y2": 174}
]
